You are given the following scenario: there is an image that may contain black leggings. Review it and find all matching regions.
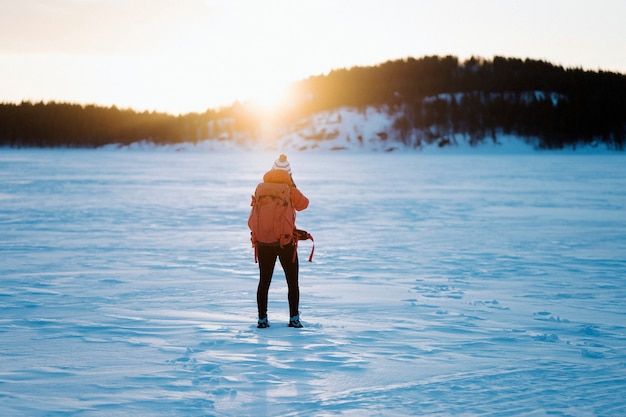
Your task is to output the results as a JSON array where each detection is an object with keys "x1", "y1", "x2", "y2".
[{"x1": 257, "y1": 243, "x2": 299, "y2": 318}]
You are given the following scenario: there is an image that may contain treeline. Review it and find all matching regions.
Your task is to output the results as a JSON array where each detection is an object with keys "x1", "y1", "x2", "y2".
[
  {"x1": 0, "y1": 102, "x2": 223, "y2": 148},
  {"x1": 290, "y1": 56, "x2": 626, "y2": 149},
  {"x1": 2, "y1": 55, "x2": 625, "y2": 149}
]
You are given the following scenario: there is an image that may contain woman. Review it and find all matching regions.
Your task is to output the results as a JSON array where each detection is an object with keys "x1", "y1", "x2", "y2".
[{"x1": 253, "y1": 154, "x2": 309, "y2": 328}]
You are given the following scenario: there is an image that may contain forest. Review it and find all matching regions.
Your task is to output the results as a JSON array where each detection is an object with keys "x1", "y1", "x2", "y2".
[{"x1": 1, "y1": 55, "x2": 625, "y2": 150}]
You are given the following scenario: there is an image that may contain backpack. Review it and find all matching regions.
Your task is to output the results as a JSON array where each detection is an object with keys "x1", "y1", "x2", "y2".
[{"x1": 248, "y1": 182, "x2": 315, "y2": 262}]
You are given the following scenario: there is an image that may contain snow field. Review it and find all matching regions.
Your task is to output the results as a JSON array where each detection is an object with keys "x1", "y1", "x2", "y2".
[{"x1": 1, "y1": 150, "x2": 625, "y2": 416}]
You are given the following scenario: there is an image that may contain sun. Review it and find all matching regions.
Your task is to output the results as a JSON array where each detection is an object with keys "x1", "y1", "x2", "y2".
[{"x1": 247, "y1": 79, "x2": 293, "y2": 114}]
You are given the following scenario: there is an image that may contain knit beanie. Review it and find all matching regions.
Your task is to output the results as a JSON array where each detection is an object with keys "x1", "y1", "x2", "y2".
[{"x1": 272, "y1": 154, "x2": 292, "y2": 174}]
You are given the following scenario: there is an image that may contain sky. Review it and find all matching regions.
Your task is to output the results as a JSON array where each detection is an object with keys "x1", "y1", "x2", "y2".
[{"x1": 1, "y1": 0, "x2": 625, "y2": 115}]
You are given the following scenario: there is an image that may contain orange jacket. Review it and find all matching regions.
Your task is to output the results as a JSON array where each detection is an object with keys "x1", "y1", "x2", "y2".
[{"x1": 263, "y1": 170, "x2": 309, "y2": 211}]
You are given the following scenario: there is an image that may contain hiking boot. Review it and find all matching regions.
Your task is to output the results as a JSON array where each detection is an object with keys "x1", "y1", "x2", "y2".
[
  {"x1": 289, "y1": 315, "x2": 303, "y2": 328},
  {"x1": 257, "y1": 317, "x2": 270, "y2": 329}
]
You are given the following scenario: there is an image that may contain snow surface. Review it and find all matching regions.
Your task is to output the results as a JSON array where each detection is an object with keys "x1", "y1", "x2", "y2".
[{"x1": 1, "y1": 149, "x2": 626, "y2": 416}]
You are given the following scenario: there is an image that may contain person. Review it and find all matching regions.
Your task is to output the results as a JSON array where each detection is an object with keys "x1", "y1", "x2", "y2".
[{"x1": 254, "y1": 154, "x2": 309, "y2": 329}]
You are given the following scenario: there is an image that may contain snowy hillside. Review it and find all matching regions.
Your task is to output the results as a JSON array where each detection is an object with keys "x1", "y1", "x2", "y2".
[
  {"x1": 276, "y1": 107, "x2": 406, "y2": 152},
  {"x1": 273, "y1": 106, "x2": 541, "y2": 153},
  {"x1": 105, "y1": 105, "x2": 614, "y2": 154}
]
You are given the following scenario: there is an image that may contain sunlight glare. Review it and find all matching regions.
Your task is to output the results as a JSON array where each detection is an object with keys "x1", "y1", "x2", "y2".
[{"x1": 247, "y1": 80, "x2": 292, "y2": 114}]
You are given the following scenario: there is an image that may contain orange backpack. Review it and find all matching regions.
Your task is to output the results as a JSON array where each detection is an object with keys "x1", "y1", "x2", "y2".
[
  {"x1": 248, "y1": 182, "x2": 314, "y2": 262},
  {"x1": 249, "y1": 182, "x2": 295, "y2": 247}
]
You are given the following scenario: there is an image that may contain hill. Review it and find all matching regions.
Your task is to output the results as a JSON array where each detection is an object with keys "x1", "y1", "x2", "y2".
[{"x1": 2, "y1": 56, "x2": 625, "y2": 151}]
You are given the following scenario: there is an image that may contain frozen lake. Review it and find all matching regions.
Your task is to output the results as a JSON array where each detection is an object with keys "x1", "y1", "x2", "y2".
[{"x1": 1, "y1": 149, "x2": 625, "y2": 416}]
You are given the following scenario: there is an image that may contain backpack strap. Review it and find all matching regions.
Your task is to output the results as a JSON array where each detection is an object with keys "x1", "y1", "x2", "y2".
[
  {"x1": 250, "y1": 194, "x2": 259, "y2": 263},
  {"x1": 253, "y1": 239, "x2": 258, "y2": 263},
  {"x1": 292, "y1": 229, "x2": 315, "y2": 263},
  {"x1": 306, "y1": 234, "x2": 315, "y2": 262}
]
